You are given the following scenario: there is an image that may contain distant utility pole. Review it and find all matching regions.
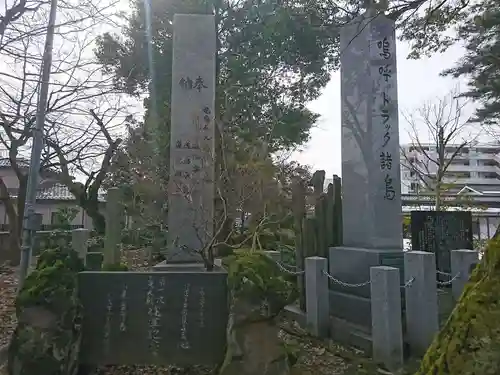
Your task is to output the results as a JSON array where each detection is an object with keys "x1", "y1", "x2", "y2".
[{"x1": 18, "y1": 0, "x2": 59, "y2": 291}]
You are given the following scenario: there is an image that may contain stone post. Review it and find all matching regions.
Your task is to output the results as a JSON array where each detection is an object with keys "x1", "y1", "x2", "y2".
[
  {"x1": 305, "y1": 256, "x2": 329, "y2": 337},
  {"x1": 451, "y1": 249, "x2": 479, "y2": 300},
  {"x1": 104, "y1": 187, "x2": 123, "y2": 266},
  {"x1": 339, "y1": 12, "x2": 402, "y2": 250},
  {"x1": 72, "y1": 228, "x2": 90, "y2": 265},
  {"x1": 370, "y1": 266, "x2": 403, "y2": 370},
  {"x1": 404, "y1": 251, "x2": 439, "y2": 355},
  {"x1": 167, "y1": 14, "x2": 216, "y2": 264}
]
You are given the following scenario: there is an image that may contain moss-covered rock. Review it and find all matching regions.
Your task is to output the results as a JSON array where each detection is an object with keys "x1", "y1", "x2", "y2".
[
  {"x1": 415, "y1": 239, "x2": 500, "y2": 375},
  {"x1": 7, "y1": 245, "x2": 84, "y2": 375},
  {"x1": 223, "y1": 250, "x2": 298, "y2": 314},
  {"x1": 218, "y1": 250, "x2": 298, "y2": 375}
]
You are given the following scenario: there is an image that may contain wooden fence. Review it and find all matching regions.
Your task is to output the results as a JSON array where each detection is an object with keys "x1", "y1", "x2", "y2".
[{"x1": 292, "y1": 170, "x2": 343, "y2": 309}]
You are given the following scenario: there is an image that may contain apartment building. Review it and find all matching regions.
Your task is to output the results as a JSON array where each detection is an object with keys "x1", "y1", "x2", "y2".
[{"x1": 400, "y1": 142, "x2": 500, "y2": 195}]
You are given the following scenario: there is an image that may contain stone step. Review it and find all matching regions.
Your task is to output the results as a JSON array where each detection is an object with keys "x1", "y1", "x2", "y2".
[{"x1": 330, "y1": 315, "x2": 373, "y2": 354}]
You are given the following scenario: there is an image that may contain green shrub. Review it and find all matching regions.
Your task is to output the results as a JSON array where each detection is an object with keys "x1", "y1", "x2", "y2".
[
  {"x1": 8, "y1": 245, "x2": 83, "y2": 375},
  {"x1": 223, "y1": 249, "x2": 297, "y2": 315}
]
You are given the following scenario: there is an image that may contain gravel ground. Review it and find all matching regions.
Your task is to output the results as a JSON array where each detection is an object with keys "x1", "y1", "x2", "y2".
[
  {"x1": 0, "y1": 265, "x2": 17, "y2": 348},
  {"x1": 0, "y1": 264, "x2": 17, "y2": 375}
]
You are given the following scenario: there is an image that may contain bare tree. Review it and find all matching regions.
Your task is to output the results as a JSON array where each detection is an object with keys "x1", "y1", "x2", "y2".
[
  {"x1": 161, "y1": 121, "x2": 302, "y2": 269},
  {"x1": 45, "y1": 102, "x2": 127, "y2": 235},
  {"x1": 0, "y1": 0, "x2": 47, "y2": 43},
  {"x1": 400, "y1": 90, "x2": 473, "y2": 210},
  {"x1": 0, "y1": 0, "x2": 132, "y2": 262}
]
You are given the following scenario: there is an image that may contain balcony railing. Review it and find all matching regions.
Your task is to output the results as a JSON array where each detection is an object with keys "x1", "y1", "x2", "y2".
[{"x1": 0, "y1": 224, "x2": 84, "y2": 232}]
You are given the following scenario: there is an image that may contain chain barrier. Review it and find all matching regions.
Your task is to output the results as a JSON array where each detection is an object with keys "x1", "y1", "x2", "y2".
[
  {"x1": 322, "y1": 270, "x2": 371, "y2": 288},
  {"x1": 401, "y1": 276, "x2": 415, "y2": 289},
  {"x1": 274, "y1": 260, "x2": 306, "y2": 276},
  {"x1": 272, "y1": 257, "x2": 459, "y2": 289},
  {"x1": 436, "y1": 270, "x2": 452, "y2": 277},
  {"x1": 436, "y1": 271, "x2": 461, "y2": 287}
]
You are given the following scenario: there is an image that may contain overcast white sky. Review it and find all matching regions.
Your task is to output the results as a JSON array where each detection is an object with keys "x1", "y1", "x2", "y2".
[{"x1": 291, "y1": 41, "x2": 479, "y2": 178}]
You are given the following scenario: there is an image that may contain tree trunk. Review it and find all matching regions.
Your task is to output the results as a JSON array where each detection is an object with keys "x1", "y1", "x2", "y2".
[{"x1": 83, "y1": 201, "x2": 105, "y2": 235}]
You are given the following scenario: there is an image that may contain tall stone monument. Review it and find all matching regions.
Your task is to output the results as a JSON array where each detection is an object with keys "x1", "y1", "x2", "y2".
[
  {"x1": 167, "y1": 14, "x2": 216, "y2": 264},
  {"x1": 328, "y1": 10, "x2": 404, "y2": 328}
]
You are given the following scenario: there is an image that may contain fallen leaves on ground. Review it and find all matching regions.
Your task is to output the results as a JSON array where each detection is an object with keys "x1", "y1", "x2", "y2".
[
  {"x1": 0, "y1": 263, "x2": 17, "y2": 374},
  {"x1": 0, "y1": 264, "x2": 17, "y2": 348}
]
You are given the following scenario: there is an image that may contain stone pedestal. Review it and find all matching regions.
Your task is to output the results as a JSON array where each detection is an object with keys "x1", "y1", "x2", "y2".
[
  {"x1": 153, "y1": 261, "x2": 207, "y2": 272},
  {"x1": 328, "y1": 246, "x2": 404, "y2": 327},
  {"x1": 78, "y1": 269, "x2": 228, "y2": 366}
]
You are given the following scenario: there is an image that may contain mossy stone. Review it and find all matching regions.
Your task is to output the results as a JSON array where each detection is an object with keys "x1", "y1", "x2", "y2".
[
  {"x1": 415, "y1": 239, "x2": 500, "y2": 375},
  {"x1": 8, "y1": 246, "x2": 84, "y2": 375},
  {"x1": 218, "y1": 250, "x2": 298, "y2": 375}
]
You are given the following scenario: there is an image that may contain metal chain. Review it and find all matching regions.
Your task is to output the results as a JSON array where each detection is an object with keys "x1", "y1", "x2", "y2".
[
  {"x1": 322, "y1": 270, "x2": 371, "y2": 288},
  {"x1": 274, "y1": 260, "x2": 306, "y2": 275},
  {"x1": 272, "y1": 258, "x2": 459, "y2": 288},
  {"x1": 401, "y1": 276, "x2": 415, "y2": 289},
  {"x1": 436, "y1": 272, "x2": 461, "y2": 287},
  {"x1": 436, "y1": 270, "x2": 452, "y2": 277}
]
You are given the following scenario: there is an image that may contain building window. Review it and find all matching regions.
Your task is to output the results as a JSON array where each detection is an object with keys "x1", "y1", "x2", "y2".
[
  {"x1": 410, "y1": 182, "x2": 419, "y2": 192},
  {"x1": 51, "y1": 212, "x2": 58, "y2": 225}
]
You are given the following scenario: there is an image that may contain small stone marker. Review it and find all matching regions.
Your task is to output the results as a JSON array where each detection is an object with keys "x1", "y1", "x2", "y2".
[
  {"x1": 370, "y1": 266, "x2": 403, "y2": 370},
  {"x1": 78, "y1": 271, "x2": 228, "y2": 365},
  {"x1": 451, "y1": 249, "x2": 479, "y2": 300},
  {"x1": 404, "y1": 251, "x2": 439, "y2": 355},
  {"x1": 167, "y1": 14, "x2": 216, "y2": 263},
  {"x1": 305, "y1": 256, "x2": 329, "y2": 337},
  {"x1": 339, "y1": 11, "x2": 402, "y2": 250},
  {"x1": 72, "y1": 228, "x2": 90, "y2": 264},
  {"x1": 104, "y1": 187, "x2": 123, "y2": 266}
]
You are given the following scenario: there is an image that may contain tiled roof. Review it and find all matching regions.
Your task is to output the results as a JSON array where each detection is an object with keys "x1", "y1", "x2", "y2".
[
  {"x1": 36, "y1": 182, "x2": 75, "y2": 201},
  {"x1": 0, "y1": 158, "x2": 107, "y2": 202},
  {"x1": 0, "y1": 158, "x2": 30, "y2": 168},
  {"x1": 35, "y1": 182, "x2": 107, "y2": 202}
]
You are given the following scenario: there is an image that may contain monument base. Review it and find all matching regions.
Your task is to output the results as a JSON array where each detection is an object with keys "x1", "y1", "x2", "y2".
[
  {"x1": 152, "y1": 261, "x2": 207, "y2": 272},
  {"x1": 328, "y1": 246, "x2": 404, "y2": 328},
  {"x1": 78, "y1": 268, "x2": 228, "y2": 366}
]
